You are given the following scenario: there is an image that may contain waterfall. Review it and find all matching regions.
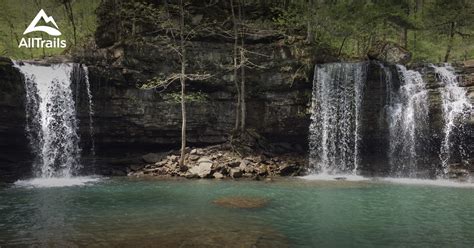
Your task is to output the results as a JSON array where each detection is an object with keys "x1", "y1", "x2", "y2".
[
  {"x1": 433, "y1": 65, "x2": 473, "y2": 175},
  {"x1": 308, "y1": 61, "x2": 472, "y2": 179},
  {"x1": 82, "y1": 65, "x2": 95, "y2": 156},
  {"x1": 387, "y1": 65, "x2": 429, "y2": 177},
  {"x1": 15, "y1": 62, "x2": 86, "y2": 178},
  {"x1": 309, "y1": 62, "x2": 367, "y2": 174}
]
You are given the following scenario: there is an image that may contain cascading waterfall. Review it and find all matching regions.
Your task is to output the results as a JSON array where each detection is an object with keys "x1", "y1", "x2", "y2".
[
  {"x1": 15, "y1": 62, "x2": 89, "y2": 178},
  {"x1": 84, "y1": 66, "x2": 96, "y2": 156},
  {"x1": 73, "y1": 64, "x2": 96, "y2": 156},
  {"x1": 433, "y1": 65, "x2": 473, "y2": 175},
  {"x1": 309, "y1": 61, "x2": 472, "y2": 179},
  {"x1": 309, "y1": 62, "x2": 367, "y2": 174},
  {"x1": 387, "y1": 65, "x2": 429, "y2": 177}
]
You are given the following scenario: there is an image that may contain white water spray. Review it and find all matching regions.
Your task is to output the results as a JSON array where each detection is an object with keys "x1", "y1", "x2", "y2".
[
  {"x1": 309, "y1": 62, "x2": 367, "y2": 174},
  {"x1": 83, "y1": 65, "x2": 95, "y2": 156},
  {"x1": 15, "y1": 62, "x2": 82, "y2": 178},
  {"x1": 433, "y1": 64, "x2": 473, "y2": 175},
  {"x1": 387, "y1": 65, "x2": 429, "y2": 177}
]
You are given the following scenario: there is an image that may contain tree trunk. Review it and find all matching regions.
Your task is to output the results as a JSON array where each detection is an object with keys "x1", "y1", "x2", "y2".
[
  {"x1": 401, "y1": 2, "x2": 409, "y2": 48},
  {"x1": 413, "y1": 0, "x2": 421, "y2": 56},
  {"x1": 179, "y1": 0, "x2": 187, "y2": 168},
  {"x1": 401, "y1": 28, "x2": 408, "y2": 48},
  {"x1": 338, "y1": 35, "x2": 349, "y2": 57},
  {"x1": 63, "y1": 1, "x2": 77, "y2": 46},
  {"x1": 240, "y1": 49, "x2": 246, "y2": 130},
  {"x1": 305, "y1": 0, "x2": 313, "y2": 43},
  {"x1": 444, "y1": 22, "x2": 455, "y2": 62},
  {"x1": 230, "y1": 0, "x2": 241, "y2": 130},
  {"x1": 239, "y1": 0, "x2": 246, "y2": 130}
]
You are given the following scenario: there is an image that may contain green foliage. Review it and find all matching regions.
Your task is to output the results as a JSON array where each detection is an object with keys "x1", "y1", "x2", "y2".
[
  {"x1": 271, "y1": 0, "x2": 474, "y2": 62},
  {"x1": 1, "y1": 0, "x2": 472, "y2": 62}
]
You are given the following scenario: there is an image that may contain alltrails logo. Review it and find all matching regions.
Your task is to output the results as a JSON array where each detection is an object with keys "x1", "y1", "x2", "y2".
[{"x1": 18, "y1": 9, "x2": 67, "y2": 48}]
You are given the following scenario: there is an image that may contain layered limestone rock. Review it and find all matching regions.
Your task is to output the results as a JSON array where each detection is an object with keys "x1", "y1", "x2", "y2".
[
  {"x1": 72, "y1": 0, "x2": 316, "y2": 158},
  {"x1": 0, "y1": 58, "x2": 32, "y2": 182}
]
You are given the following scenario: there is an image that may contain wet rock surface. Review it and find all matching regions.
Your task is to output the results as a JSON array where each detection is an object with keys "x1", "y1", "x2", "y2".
[{"x1": 0, "y1": 58, "x2": 32, "y2": 182}]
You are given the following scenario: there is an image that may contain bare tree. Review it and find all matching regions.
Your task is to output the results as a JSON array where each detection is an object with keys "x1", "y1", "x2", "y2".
[
  {"x1": 138, "y1": 1, "x2": 211, "y2": 168},
  {"x1": 230, "y1": 0, "x2": 269, "y2": 133},
  {"x1": 178, "y1": 0, "x2": 187, "y2": 168},
  {"x1": 238, "y1": 0, "x2": 246, "y2": 130},
  {"x1": 230, "y1": 0, "x2": 241, "y2": 131}
]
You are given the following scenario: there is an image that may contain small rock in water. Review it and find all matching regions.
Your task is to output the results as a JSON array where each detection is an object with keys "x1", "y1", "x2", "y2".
[
  {"x1": 212, "y1": 196, "x2": 269, "y2": 209},
  {"x1": 334, "y1": 177, "x2": 347, "y2": 181}
]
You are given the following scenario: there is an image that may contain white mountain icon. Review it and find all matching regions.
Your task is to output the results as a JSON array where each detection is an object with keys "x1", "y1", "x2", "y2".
[{"x1": 23, "y1": 9, "x2": 61, "y2": 36}]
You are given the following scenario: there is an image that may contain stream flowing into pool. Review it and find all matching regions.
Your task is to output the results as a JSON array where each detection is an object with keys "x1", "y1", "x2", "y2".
[{"x1": 1, "y1": 178, "x2": 474, "y2": 247}]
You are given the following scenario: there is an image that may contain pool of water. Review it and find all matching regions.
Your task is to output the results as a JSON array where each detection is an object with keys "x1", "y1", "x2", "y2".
[{"x1": 1, "y1": 177, "x2": 474, "y2": 247}]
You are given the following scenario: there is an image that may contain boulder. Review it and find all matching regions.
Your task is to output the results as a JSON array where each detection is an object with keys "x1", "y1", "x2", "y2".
[
  {"x1": 197, "y1": 156, "x2": 212, "y2": 163},
  {"x1": 190, "y1": 148, "x2": 204, "y2": 155},
  {"x1": 368, "y1": 41, "x2": 411, "y2": 64},
  {"x1": 188, "y1": 162, "x2": 212, "y2": 178},
  {"x1": 213, "y1": 172, "x2": 224, "y2": 179},
  {"x1": 142, "y1": 153, "x2": 164, "y2": 163},
  {"x1": 188, "y1": 154, "x2": 200, "y2": 161}
]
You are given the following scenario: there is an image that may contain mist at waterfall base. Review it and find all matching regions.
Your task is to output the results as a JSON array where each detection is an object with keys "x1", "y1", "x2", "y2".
[
  {"x1": 13, "y1": 62, "x2": 99, "y2": 187},
  {"x1": 308, "y1": 62, "x2": 473, "y2": 182}
]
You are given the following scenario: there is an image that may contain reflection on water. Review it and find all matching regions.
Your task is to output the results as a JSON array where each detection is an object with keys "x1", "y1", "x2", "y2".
[{"x1": 1, "y1": 178, "x2": 474, "y2": 247}]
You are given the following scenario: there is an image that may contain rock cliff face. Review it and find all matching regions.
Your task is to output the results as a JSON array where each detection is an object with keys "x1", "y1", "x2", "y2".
[
  {"x1": 1, "y1": 58, "x2": 473, "y2": 179},
  {"x1": 72, "y1": 0, "x2": 319, "y2": 159},
  {"x1": 0, "y1": 59, "x2": 32, "y2": 182},
  {"x1": 77, "y1": 41, "x2": 313, "y2": 149}
]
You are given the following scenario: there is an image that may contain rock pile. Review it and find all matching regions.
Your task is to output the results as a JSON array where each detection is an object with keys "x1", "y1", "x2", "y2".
[{"x1": 127, "y1": 143, "x2": 307, "y2": 179}]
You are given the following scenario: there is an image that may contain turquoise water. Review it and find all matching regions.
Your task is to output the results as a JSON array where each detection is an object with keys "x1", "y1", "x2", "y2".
[{"x1": 1, "y1": 177, "x2": 474, "y2": 247}]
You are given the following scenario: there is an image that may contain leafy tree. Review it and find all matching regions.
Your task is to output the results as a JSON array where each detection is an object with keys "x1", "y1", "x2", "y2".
[{"x1": 424, "y1": 0, "x2": 474, "y2": 62}]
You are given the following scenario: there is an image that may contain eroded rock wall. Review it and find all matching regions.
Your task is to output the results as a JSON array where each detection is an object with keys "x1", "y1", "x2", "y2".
[{"x1": 0, "y1": 59, "x2": 32, "y2": 182}]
